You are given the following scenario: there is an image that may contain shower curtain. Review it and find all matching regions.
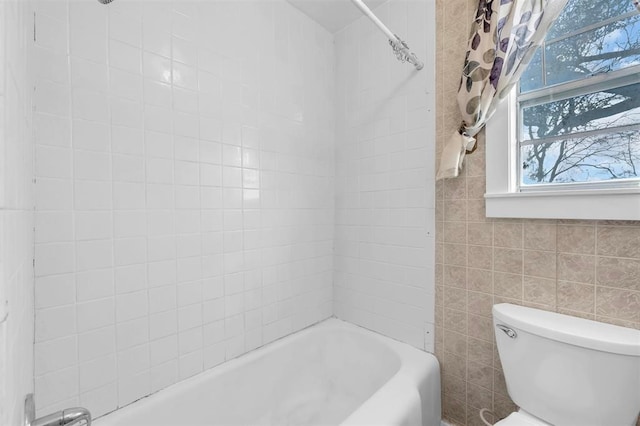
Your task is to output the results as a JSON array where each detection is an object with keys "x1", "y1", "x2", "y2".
[{"x1": 436, "y1": 0, "x2": 569, "y2": 180}]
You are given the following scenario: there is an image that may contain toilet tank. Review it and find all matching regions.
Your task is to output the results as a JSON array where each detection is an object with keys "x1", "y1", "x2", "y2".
[{"x1": 493, "y1": 304, "x2": 640, "y2": 426}]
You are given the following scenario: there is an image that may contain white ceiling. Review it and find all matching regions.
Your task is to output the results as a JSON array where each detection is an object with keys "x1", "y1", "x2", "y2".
[{"x1": 286, "y1": 0, "x2": 387, "y2": 33}]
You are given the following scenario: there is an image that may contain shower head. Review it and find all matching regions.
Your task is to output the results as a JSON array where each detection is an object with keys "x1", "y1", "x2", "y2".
[{"x1": 96, "y1": 0, "x2": 114, "y2": 4}]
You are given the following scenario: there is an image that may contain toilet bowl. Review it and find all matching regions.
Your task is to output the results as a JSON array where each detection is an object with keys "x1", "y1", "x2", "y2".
[{"x1": 492, "y1": 303, "x2": 640, "y2": 426}]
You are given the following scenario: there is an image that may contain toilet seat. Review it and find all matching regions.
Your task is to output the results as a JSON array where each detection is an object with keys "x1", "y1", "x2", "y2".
[{"x1": 494, "y1": 411, "x2": 552, "y2": 426}]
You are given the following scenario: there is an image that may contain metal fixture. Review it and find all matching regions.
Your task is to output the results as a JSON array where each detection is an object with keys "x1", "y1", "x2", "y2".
[
  {"x1": 25, "y1": 394, "x2": 92, "y2": 426},
  {"x1": 349, "y1": 0, "x2": 424, "y2": 70},
  {"x1": 496, "y1": 324, "x2": 518, "y2": 339}
]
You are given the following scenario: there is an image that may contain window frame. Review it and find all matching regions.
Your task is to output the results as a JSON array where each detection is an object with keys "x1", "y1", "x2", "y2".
[
  {"x1": 485, "y1": 5, "x2": 640, "y2": 221},
  {"x1": 485, "y1": 90, "x2": 640, "y2": 221}
]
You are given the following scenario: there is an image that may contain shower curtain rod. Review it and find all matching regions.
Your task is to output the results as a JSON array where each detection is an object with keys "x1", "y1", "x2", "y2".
[{"x1": 350, "y1": 0, "x2": 424, "y2": 70}]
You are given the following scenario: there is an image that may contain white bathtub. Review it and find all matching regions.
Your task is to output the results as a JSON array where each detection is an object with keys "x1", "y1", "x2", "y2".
[{"x1": 96, "y1": 319, "x2": 441, "y2": 426}]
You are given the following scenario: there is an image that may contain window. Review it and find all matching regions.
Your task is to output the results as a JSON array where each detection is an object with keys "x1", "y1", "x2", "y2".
[{"x1": 485, "y1": 0, "x2": 640, "y2": 220}]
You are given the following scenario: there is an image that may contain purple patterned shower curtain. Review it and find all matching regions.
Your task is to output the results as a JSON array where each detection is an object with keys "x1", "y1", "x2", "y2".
[{"x1": 436, "y1": 0, "x2": 569, "y2": 180}]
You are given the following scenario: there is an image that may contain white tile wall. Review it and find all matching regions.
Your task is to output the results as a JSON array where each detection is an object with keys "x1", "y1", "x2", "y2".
[
  {"x1": 33, "y1": 0, "x2": 335, "y2": 417},
  {"x1": 332, "y1": 0, "x2": 436, "y2": 351},
  {"x1": 0, "y1": 1, "x2": 35, "y2": 425}
]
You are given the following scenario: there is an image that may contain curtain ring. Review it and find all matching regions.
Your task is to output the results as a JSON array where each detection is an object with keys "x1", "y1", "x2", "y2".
[{"x1": 459, "y1": 124, "x2": 478, "y2": 154}]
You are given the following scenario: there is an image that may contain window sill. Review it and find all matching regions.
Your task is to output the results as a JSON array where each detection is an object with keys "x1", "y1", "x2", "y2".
[{"x1": 485, "y1": 188, "x2": 640, "y2": 220}]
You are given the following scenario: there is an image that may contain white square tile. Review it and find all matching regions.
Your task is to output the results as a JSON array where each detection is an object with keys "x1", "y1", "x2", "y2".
[
  {"x1": 199, "y1": 141, "x2": 222, "y2": 165},
  {"x1": 79, "y1": 354, "x2": 116, "y2": 393},
  {"x1": 114, "y1": 237, "x2": 147, "y2": 266},
  {"x1": 35, "y1": 336, "x2": 78, "y2": 376},
  {"x1": 174, "y1": 161, "x2": 199, "y2": 186},
  {"x1": 79, "y1": 382, "x2": 117, "y2": 418},
  {"x1": 178, "y1": 350, "x2": 202, "y2": 380},
  {"x1": 35, "y1": 274, "x2": 76, "y2": 310},
  {"x1": 74, "y1": 150, "x2": 111, "y2": 181},
  {"x1": 174, "y1": 136, "x2": 199, "y2": 161},
  {"x1": 177, "y1": 281, "x2": 202, "y2": 307},
  {"x1": 71, "y1": 57, "x2": 108, "y2": 93},
  {"x1": 78, "y1": 326, "x2": 116, "y2": 363},
  {"x1": 178, "y1": 304, "x2": 202, "y2": 331},
  {"x1": 147, "y1": 236, "x2": 176, "y2": 262},
  {"x1": 116, "y1": 317, "x2": 149, "y2": 350},
  {"x1": 173, "y1": 113, "x2": 198, "y2": 139},
  {"x1": 113, "y1": 182, "x2": 146, "y2": 210},
  {"x1": 148, "y1": 260, "x2": 177, "y2": 288},
  {"x1": 175, "y1": 210, "x2": 200, "y2": 234},
  {"x1": 114, "y1": 211, "x2": 147, "y2": 238},
  {"x1": 35, "y1": 80, "x2": 70, "y2": 117},
  {"x1": 35, "y1": 211, "x2": 74, "y2": 243},
  {"x1": 109, "y1": 40, "x2": 142, "y2": 74},
  {"x1": 144, "y1": 80, "x2": 172, "y2": 108},
  {"x1": 149, "y1": 286, "x2": 177, "y2": 314},
  {"x1": 76, "y1": 240, "x2": 113, "y2": 271},
  {"x1": 36, "y1": 145, "x2": 73, "y2": 179},
  {"x1": 177, "y1": 256, "x2": 202, "y2": 282},
  {"x1": 35, "y1": 243, "x2": 75, "y2": 276},
  {"x1": 177, "y1": 235, "x2": 201, "y2": 259},
  {"x1": 35, "y1": 305, "x2": 76, "y2": 342},
  {"x1": 175, "y1": 186, "x2": 200, "y2": 210},
  {"x1": 143, "y1": 14, "x2": 171, "y2": 58},
  {"x1": 118, "y1": 370, "x2": 150, "y2": 406},
  {"x1": 146, "y1": 158, "x2": 174, "y2": 184},
  {"x1": 69, "y1": 0, "x2": 107, "y2": 35},
  {"x1": 173, "y1": 87, "x2": 198, "y2": 114},
  {"x1": 202, "y1": 296, "x2": 224, "y2": 322},
  {"x1": 178, "y1": 327, "x2": 202, "y2": 355},
  {"x1": 116, "y1": 290, "x2": 148, "y2": 322},
  {"x1": 109, "y1": 13, "x2": 142, "y2": 48},
  {"x1": 34, "y1": 113, "x2": 71, "y2": 148},
  {"x1": 172, "y1": 62, "x2": 197, "y2": 90},
  {"x1": 72, "y1": 119, "x2": 110, "y2": 152},
  {"x1": 115, "y1": 264, "x2": 147, "y2": 294},
  {"x1": 36, "y1": 179, "x2": 73, "y2": 211},
  {"x1": 70, "y1": 27, "x2": 108, "y2": 64},
  {"x1": 145, "y1": 130, "x2": 173, "y2": 159},
  {"x1": 34, "y1": 367, "x2": 79, "y2": 408},
  {"x1": 171, "y1": 36, "x2": 196, "y2": 66},
  {"x1": 111, "y1": 125, "x2": 144, "y2": 156},
  {"x1": 150, "y1": 310, "x2": 178, "y2": 341},
  {"x1": 72, "y1": 89, "x2": 109, "y2": 123},
  {"x1": 150, "y1": 335, "x2": 178, "y2": 367},
  {"x1": 76, "y1": 269, "x2": 114, "y2": 302},
  {"x1": 35, "y1": 14, "x2": 68, "y2": 54},
  {"x1": 110, "y1": 98, "x2": 143, "y2": 128},
  {"x1": 172, "y1": 13, "x2": 196, "y2": 41},
  {"x1": 150, "y1": 361, "x2": 178, "y2": 393},
  {"x1": 77, "y1": 298, "x2": 115, "y2": 333},
  {"x1": 146, "y1": 210, "x2": 175, "y2": 235},
  {"x1": 143, "y1": 52, "x2": 172, "y2": 84}
]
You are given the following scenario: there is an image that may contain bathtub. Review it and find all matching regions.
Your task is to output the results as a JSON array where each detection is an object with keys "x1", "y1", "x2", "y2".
[{"x1": 96, "y1": 318, "x2": 441, "y2": 426}]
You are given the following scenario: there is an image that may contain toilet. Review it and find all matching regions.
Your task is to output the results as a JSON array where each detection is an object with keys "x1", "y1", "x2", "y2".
[{"x1": 492, "y1": 303, "x2": 640, "y2": 426}]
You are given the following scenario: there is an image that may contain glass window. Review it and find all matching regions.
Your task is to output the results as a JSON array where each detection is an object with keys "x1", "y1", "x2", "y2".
[{"x1": 517, "y1": 0, "x2": 640, "y2": 188}]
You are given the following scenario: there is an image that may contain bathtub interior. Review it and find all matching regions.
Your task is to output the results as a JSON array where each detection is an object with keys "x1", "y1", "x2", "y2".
[{"x1": 98, "y1": 322, "x2": 403, "y2": 426}]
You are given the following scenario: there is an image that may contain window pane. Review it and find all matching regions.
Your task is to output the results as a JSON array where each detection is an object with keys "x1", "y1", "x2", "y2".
[
  {"x1": 520, "y1": 130, "x2": 640, "y2": 185},
  {"x1": 520, "y1": 49, "x2": 543, "y2": 93},
  {"x1": 521, "y1": 82, "x2": 640, "y2": 141},
  {"x1": 547, "y1": 0, "x2": 637, "y2": 40},
  {"x1": 545, "y1": 14, "x2": 640, "y2": 87}
]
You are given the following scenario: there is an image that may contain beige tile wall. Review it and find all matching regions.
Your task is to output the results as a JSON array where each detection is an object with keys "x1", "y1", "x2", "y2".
[{"x1": 434, "y1": 1, "x2": 640, "y2": 425}]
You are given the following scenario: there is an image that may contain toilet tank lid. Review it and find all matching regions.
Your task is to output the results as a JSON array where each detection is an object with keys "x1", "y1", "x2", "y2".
[{"x1": 493, "y1": 304, "x2": 640, "y2": 356}]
